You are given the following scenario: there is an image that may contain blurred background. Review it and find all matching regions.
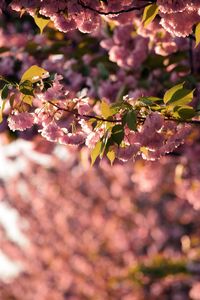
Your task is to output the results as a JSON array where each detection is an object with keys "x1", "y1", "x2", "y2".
[{"x1": 0, "y1": 134, "x2": 200, "y2": 300}]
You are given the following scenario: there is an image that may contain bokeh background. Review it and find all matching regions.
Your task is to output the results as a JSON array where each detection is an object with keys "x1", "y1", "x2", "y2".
[{"x1": 0, "y1": 134, "x2": 200, "y2": 300}]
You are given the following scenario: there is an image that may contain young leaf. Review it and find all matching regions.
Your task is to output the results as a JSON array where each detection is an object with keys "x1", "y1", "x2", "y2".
[
  {"x1": 101, "y1": 100, "x2": 113, "y2": 118},
  {"x1": 107, "y1": 149, "x2": 115, "y2": 165},
  {"x1": 142, "y1": 4, "x2": 159, "y2": 27},
  {"x1": 126, "y1": 110, "x2": 137, "y2": 131},
  {"x1": 90, "y1": 141, "x2": 102, "y2": 165},
  {"x1": 195, "y1": 22, "x2": 200, "y2": 47},
  {"x1": 22, "y1": 95, "x2": 33, "y2": 106},
  {"x1": 33, "y1": 13, "x2": 50, "y2": 34},
  {"x1": 20, "y1": 65, "x2": 49, "y2": 84}
]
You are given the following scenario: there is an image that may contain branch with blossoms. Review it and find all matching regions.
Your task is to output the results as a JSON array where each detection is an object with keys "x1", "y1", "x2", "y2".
[
  {"x1": 77, "y1": 0, "x2": 156, "y2": 16},
  {"x1": 48, "y1": 100, "x2": 200, "y2": 126},
  {"x1": 7, "y1": 0, "x2": 200, "y2": 49},
  {"x1": 0, "y1": 66, "x2": 200, "y2": 164}
]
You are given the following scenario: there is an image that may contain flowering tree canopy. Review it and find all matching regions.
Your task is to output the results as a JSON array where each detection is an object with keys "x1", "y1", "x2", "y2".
[{"x1": 0, "y1": 0, "x2": 200, "y2": 164}]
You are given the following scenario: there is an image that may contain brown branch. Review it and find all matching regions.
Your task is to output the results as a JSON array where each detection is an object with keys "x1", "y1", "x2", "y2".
[
  {"x1": 77, "y1": 0, "x2": 154, "y2": 16},
  {"x1": 48, "y1": 101, "x2": 200, "y2": 125},
  {"x1": 48, "y1": 101, "x2": 119, "y2": 123}
]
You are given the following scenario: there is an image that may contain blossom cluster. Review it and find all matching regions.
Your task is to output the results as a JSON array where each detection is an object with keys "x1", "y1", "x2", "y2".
[
  {"x1": 9, "y1": 0, "x2": 200, "y2": 38},
  {"x1": 0, "y1": 1, "x2": 200, "y2": 164}
]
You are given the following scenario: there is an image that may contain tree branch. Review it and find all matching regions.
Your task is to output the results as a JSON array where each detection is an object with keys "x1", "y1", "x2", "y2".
[
  {"x1": 77, "y1": 0, "x2": 154, "y2": 16},
  {"x1": 48, "y1": 101, "x2": 200, "y2": 125}
]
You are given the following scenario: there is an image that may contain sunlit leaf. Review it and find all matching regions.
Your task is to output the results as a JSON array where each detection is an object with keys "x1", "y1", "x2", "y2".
[
  {"x1": 163, "y1": 82, "x2": 184, "y2": 104},
  {"x1": 90, "y1": 141, "x2": 102, "y2": 165},
  {"x1": 0, "y1": 99, "x2": 6, "y2": 123},
  {"x1": 22, "y1": 95, "x2": 33, "y2": 106},
  {"x1": 101, "y1": 100, "x2": 113, "y2": 118},
  {"x1": 140, "y1": 146, "x2": 149, "y2": 157},
  {"x1": 33, "y1": 12, "x2": 50, "y2": 34},
  {"x1": 167, "y1": 89, "x2": 194, "y2": 106},
  {"x1": 195, "y1": 22, "x2": 200, "y2": 47},
  {"x1": 142, "y1": 4, "x2": 159, "y2": 27},
  {"x1": 107, "y1": 149, "x2": 115, "y2": 165},
  {"x1": 20, "y1": 65, "x2": 49, "y2": 84},
  {"x1": 163, "y1": 83, "x2": 194, "y2": 106}
]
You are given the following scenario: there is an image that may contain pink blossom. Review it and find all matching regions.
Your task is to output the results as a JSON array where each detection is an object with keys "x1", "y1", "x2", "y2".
[
  {"x1": 8, "y1": 112, "x2": 34, "y2": 131},
  {"x1": 40, "y1": 122, "x2": 64, "y2": 142}
]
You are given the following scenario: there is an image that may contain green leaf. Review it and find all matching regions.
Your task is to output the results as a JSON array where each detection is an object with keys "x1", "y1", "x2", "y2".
[
  {"x1": 111, "y1": 125, "x2": 124, "y2": 145},
  {"x1": 177, "y1": 106, "x2": 196, "y2": 120},
  {"x1": 126, "y1": 111, "x2": 137, "y2": 131},
  {"x1": 20, "y1": 65, "x2": 49, "y2": 84},
  {"x1": 0, "y1": 99, "x2": 6, "y2": 123},
  {"x1": 195, "y1": 23, "x2": 200, "y2": 47},
  {"x1": 142, "y1": 4, "x2": 159, "y2": 27},
  {"x1": 33, "y1": 12, "x2": 50, "y2": 34},
  {"x1": 90, "y1": 141, "x2": 102, "y2": 165},
  {"x1": 107, "y1": 149, "x2": 115, "y2": 165},
  {"x1": 1, "y1": 84, "x2": 9, "y2": 100}
]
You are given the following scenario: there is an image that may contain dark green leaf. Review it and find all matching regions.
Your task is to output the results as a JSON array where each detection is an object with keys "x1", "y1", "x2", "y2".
[
  {"x1": 19, "y1": 80, "x2": 34, "y2": 96},
  {"x1": 126, "y1": 111, "x2": 137, "y2": 131},
  {"x1": 177, "y1": 106, "x2": 196, "y2": 119},
  {"x1": 111, "y1": 125, "x2": 124, "y2": 145},
  {"x1": 1, "y1": 84, "x2": 9, "y2": 100}
]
